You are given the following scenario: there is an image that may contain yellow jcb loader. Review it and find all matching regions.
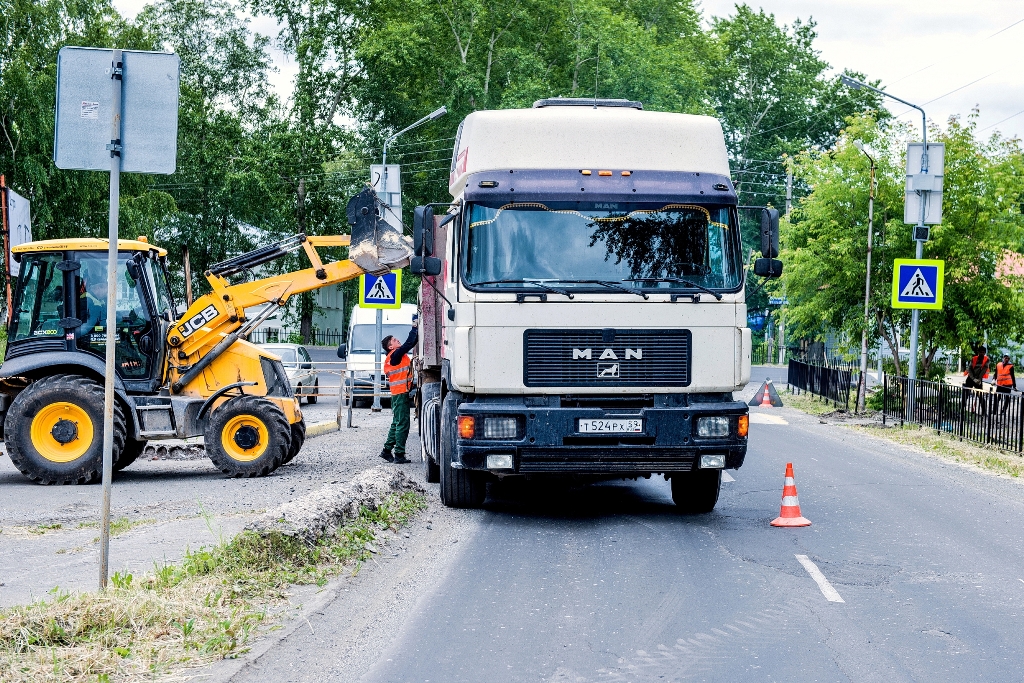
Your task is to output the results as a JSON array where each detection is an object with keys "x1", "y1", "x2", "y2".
[{"x1": 0, "y1": 188, "x2": 409, "y2": 484}]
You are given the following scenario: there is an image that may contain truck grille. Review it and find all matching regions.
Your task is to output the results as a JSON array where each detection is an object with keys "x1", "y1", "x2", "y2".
[{"x1": 523, "y1": 329, "x2": 691, "y2": 387}]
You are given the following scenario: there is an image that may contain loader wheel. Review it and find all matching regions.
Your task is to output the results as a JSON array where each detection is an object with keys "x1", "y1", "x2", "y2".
[
  {"x1": 205, "y1": 395, "x2": 290, "y2": 478},
  {"x1": 439, "y1": 391, "x2": 486, "y2": 508},
  {"x1": 283, "y1": 418, "x2": 306, "y2": 465},
  {"x1": 115, "y1": 439, "x2": 147, "y2": 471},
  {"x1": 5, "y1": 375, "x2": 125, "y2": 485}
]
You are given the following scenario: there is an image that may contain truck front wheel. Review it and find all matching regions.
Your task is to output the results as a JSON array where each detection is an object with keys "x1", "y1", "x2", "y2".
[
  {"x1": 671, "y1": 469, "x2": 721, "y2": 513},
  {"x1": 439, "y1": 391, "x2": 486, "y2": 508}
]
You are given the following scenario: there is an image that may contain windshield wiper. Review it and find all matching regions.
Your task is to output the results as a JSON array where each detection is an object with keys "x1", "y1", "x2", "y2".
[
  {"x1": 623, "y1": 277, "x2": 723, "y2": 300},
  {"x1": 541, "y1": 279, "x2": 649, "y2": 300},
  {"x1": 472, "y1": 279, "x2": 574, "y2": 299}
]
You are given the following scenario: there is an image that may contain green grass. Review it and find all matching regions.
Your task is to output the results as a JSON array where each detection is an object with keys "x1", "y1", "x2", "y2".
[
  {"x1": 780, "y1": 388, "x2": 848, "y2": 416},
  {"x1": 0, "y1": 491, "x2": 426, "y2": 682},
  {"x1": 850, "y1": 422, "x2": 1024, "y2": 479}
]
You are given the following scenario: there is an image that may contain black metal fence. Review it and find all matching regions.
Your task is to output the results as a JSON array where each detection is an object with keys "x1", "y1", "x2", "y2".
[
  {"x1": 787, "y1": 359, "x2": 854, "y2": 410},
  {"x1": 246, "y1": 329, "x2": 345, "y2": 347},
  {"x1": 881, "y1": 375, "x2": 1024, "y2": 452}
]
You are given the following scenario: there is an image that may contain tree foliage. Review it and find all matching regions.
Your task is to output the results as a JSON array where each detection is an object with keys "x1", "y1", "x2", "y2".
[{"x1": 782, "y1": 113, "x2": 1024, "y2": 376}]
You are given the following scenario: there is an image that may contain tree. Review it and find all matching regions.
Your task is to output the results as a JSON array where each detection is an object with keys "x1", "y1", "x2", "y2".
[{"x1": 781, "y1": 112, "x2": 1024, "y2": 377}]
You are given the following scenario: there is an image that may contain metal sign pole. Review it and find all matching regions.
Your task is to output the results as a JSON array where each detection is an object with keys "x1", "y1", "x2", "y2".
[
  {"x1": 99, "y1": 49, "x2": 123, "y2": 590},
  {"x1": 372, "y1": 308, "x2": 383, "y2": 411}
]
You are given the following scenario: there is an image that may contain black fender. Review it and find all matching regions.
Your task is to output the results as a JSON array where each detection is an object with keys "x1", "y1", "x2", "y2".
[{"x1": 0, "y1": 352, "x2": 140, "y2": 439}]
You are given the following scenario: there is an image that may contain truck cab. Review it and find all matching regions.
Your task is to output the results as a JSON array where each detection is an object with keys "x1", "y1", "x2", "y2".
[{"x1": 414, "y1": 99, "x2": 775, "y2": 511}]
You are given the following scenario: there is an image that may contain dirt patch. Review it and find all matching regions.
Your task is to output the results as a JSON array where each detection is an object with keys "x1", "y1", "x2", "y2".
[{"x1": 246, "y1": 466, "x2": 425, "y2": 545}]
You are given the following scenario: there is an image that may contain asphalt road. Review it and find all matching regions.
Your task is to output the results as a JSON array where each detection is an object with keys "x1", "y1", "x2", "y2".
[{"x1": 229, "y1": 394, "x2": 1024, "y2": 682}]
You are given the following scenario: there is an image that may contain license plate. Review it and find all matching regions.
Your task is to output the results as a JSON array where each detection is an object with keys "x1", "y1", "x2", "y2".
[{"x1": 577, "y1": 418, "x2": 643, "y2": 434}]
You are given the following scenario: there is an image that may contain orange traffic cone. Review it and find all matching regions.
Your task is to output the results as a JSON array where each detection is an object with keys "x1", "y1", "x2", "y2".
[
  {"x1": 770, "y1": 462, "x2": 811, "y2": 527},
  {"x1": 760, "y1": 388, "x2": 773, "y2": 407}
]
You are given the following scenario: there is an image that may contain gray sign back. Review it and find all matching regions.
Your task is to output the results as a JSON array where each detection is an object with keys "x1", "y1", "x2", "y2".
[{"x1": 54, "y1": 47, "x2": 180, "y2": 174}]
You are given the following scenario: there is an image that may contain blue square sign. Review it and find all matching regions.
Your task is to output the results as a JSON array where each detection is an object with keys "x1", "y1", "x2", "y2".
[
  {"x1": 891, "y1": 259, "x2": 944, "y2": 310},
  {"x1": 359, "y1": 271, "x2": 402, "y2": 309}
]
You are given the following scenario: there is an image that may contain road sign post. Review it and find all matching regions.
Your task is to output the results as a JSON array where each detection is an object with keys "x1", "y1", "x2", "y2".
[
  {"x1": 53, "y1": 46, "x2": 179, "y2": 590},
  {"x1": 359, "y1": 271, "x2": 402, "y2": 411}
]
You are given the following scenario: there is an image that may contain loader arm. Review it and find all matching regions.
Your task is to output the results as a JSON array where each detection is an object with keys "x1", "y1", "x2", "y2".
[{"x1": 165, "y1": 186, "x2": 412, "y2": 397}]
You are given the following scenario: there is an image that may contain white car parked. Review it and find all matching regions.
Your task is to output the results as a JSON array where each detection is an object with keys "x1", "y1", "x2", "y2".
[{"x1": 259, "y1": 343, "x2": 319, "y2": 404}]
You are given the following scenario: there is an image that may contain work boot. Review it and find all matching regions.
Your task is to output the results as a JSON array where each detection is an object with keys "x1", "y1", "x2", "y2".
[
  {"x1": 392, "y1": 454, "x2": 411, "y2": 464},
  {"x1": 379, "y1": 448, "x2": 394, "y2": 462}
]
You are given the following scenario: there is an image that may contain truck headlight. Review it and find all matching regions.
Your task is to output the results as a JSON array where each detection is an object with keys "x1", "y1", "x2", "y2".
[
  {"x1": 697, "y1": 416, "x2": 730, "y2": 437},
  {"x1": 699, "y1": 454, "x2": 727, "y2": 469},
  {"x1": 483, "y1": 416, "x2": 519, "y2": 439}
]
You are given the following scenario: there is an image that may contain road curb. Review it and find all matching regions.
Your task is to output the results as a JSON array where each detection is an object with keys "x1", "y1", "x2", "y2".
[{"x1": 305, "y1": 419, "x2": 339, "y2": 438}]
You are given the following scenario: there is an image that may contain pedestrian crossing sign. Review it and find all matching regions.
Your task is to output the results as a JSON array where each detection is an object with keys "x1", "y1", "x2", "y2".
[
  {"x1": 359, "y1": 270, "x2": 402, "y2": 309},
  {"x1": 891, "y1": 259, "x2": 944, "y2": 310}
]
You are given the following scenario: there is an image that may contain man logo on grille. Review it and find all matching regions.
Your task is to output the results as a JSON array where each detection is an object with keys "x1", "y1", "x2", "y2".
[{"x1": 597, "y1": 363, "x2": 619, "y2": 378}]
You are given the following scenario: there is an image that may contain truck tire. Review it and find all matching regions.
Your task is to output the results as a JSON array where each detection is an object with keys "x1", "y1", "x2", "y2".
[
  {"x1": 5, "y1": 374, "x2": 125, "y2": 485},
  {"x1": 671, "y1": 469, "x2": 721, "y2": 513},
  {"x1": 439, "y1": 391, "x2": 486, "y2": 508},
  {"x1": 420, "y1": 383, "x2": 441, "y2": 483},
  {"x1": 307, "y1": 379, "x2": 318, "y2": 404},
  {"x1": 283, "y1": 418, "x2": 306, "y2": 464},
  {"x1": 115, "y1": 439, "x2": 147, "y2": 471},
  {"x1": 205, "y1": 395, "x2": 290, "y2": 477}
]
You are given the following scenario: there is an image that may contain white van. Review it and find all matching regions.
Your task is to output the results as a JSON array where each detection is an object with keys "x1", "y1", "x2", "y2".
[{"x1": 339, "y1": 303, "x2": 417, "y2": 405}]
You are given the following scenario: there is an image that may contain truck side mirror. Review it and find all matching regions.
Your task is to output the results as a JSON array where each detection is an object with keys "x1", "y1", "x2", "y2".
[
  {"x1": 753, "y1": 258, "x2": 783, "y2": 278},
  {"x1": 760, "y1": 208, "x2": 780, "y2": 258},
  {"x1": 336, "y1": 343, "x2": 347, "y2": 359},
  {"x1": 414, "y1": 206, "x2": 434, "y2": 257},
  {"x1": 410, "y1": 256, "x2": 442, "y2": 276}
]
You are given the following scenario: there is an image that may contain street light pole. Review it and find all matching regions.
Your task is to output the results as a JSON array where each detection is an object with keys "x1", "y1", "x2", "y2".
[
  {"x1": 854, "y1": 141, "x2": 875, "y2": 412},
  {"x1": 371, "y1": 106, "x2": 447, "y2": 412},
  {"x1": 841, "y1": 75, "x2": 928, "y2": 381}
]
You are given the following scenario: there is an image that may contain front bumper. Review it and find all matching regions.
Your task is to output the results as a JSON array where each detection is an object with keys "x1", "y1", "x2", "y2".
[{"x1": 455, "y1": 394, "x2": 747, "y2": 475}]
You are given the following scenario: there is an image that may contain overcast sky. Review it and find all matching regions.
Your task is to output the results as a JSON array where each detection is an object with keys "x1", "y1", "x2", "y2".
[{"x1": 113, "y1": 0, "x2": 1024, "y2": 141}]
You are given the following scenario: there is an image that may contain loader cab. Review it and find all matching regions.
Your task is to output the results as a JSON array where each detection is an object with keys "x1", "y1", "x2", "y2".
[{"x1": 8, "y1": 239, "x2": 175, "y2": 393}]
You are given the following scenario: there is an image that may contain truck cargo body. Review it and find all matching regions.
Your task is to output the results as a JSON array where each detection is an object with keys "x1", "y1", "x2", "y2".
[{"x1": 416, "y1": 101, "x2": 752, "y2": 508}]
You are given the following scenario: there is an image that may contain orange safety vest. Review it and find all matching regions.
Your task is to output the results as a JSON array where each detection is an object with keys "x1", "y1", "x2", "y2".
[
  {"x1": 997, "y1": 362, "x2": 1014, "y2": 387},
  {"x1": 384, "y1": 353, "x2": 412, "y2": 395},
  {"x1": 970, "y1": 355, "x2": 990, "y2": 379}
]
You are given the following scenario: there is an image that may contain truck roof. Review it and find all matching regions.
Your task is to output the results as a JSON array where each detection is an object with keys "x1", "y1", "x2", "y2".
[{"x1": 448, "y1": 106, "x2": 731, "y2": 196}]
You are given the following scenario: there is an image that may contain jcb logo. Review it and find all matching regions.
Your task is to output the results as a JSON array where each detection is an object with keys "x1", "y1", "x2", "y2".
[
  {"x1": 178, "y1": 305, "x2": 219, "y2": 339},
  {"x1": 572, "y1": 348, "x2": 643, "y2": 360}
]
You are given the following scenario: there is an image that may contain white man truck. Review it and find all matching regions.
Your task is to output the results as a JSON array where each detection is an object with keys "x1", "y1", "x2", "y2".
[{"x1": 410, "y1": 98, "x2": 781, "y2": 511}]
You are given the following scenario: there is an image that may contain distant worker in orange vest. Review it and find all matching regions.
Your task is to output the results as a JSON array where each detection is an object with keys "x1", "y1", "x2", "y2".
[
  {"x1": 965, "y1": 346, "x2": 990, "y2": 390},
  {"x1": 996, "y1": 354, "x2": 1017, "y2": 413},
  {"x1": 379, "y1": 315, "x2": 418, "y2": 464}
]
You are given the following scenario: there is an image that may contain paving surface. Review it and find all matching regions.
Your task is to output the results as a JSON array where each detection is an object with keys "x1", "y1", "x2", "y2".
[
  {"x1": 0, "y1": 406, "x2": 411, "y2": 607},
  {"x1": 220, "y1": 379, "x2": 1024, "y2": 683}
]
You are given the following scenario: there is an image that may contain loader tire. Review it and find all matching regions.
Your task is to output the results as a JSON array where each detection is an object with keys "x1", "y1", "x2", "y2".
[
  {"x1": 115, "y1": 439, "x2": 147, "y2": 471},
  {"x1": 439, "y1": 391, "x2": 486, "y2": 508},
  {"x1": 671, "y1": 469, "x2": 721, "y2": 514},
  {"x1": 5, "y1": 374, "x2": 125, "y2": 485},
  {"x1": 283, "y1": 418, "x2": 306, "y2": 465},
  {"x1": 205, "y1": 395, "x2": 290, "y2": 478}
]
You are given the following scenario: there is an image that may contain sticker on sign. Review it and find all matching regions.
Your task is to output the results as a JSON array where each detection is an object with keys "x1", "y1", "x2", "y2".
[{"x1": 80, "y1": 101, "x2": 99, "y2": 119}]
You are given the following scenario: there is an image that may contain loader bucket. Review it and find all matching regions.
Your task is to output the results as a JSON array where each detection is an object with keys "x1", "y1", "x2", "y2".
[{"x1": 347, "y1": 186, "x2": 414, "y2": 274}]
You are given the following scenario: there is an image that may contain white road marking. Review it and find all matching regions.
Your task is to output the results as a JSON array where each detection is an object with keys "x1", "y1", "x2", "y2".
[
  {"x1": 749, "y1": 413, "x2": 789, "y2": 425},
  {"x1": 795, "y1": 554, "x2": 845, "y2": 603},
  {"x1": 721, "y1": 471, "x2": 736, "y2": 482}
]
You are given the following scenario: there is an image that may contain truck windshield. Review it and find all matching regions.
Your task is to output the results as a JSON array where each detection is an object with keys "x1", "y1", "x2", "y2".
[{"x1": 463, "y1": 202, "x2": 742, "y2": 292}]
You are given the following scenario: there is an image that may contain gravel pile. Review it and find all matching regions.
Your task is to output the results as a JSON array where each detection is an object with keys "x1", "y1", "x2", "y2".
[{"x1": 245, "y1": 465, "x2": 424, "y2": 544}]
